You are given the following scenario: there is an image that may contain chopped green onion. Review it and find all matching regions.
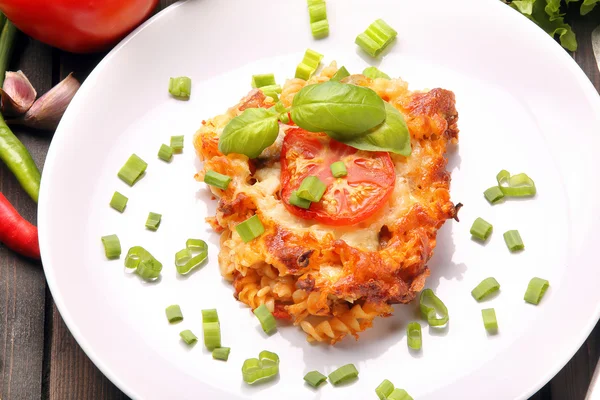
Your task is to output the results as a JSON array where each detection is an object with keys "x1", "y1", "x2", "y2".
[
  {"x1": 471, "y1": 277, "x2": 500, "y2": 301},
  {"x1": 355, "y1": 19, "x2": 397, "y2": 57},
  {"x1": 304, "y1": 370, "x2": 327, "y2": 388},
  {"x1": 503, "y1": 230, "x2": 524, "y2": 252},
  {"x1": 296, "y1": 63, "x2": 315, "y2": 81},
  {"x1": 117, "y1": 154, "x2": 147, "y2": 186},
  {"x1": 376, "y1": 379, "x2": 394, "y2": 399},
  {"x1": 470, "y1": 217, "x2": 493, "y2": 241},
  {"x1": 235, "y1": 215, "x2": 265, "y2": 243},
  {"x1": 242, "y1": 351, "x2": 280, "y2": 384},
  {"x1": 168, "y1": 76, "x2": 192, "y2": 98},
  {"x1": 328, "y1": 364, "x2": 359, "y2": 385},
  {"x1": 204, "y1": 170, "x2": 232, "y2": 190},
  {"x1": 330, "y1": 66, "x2": 350, "y2": 81},
  {"x1": 524, "y1": 277, "x2": 549, "y2": 305},
  {"x1": 180, "y1": 329, "x2": 198, "y2": 345},
  {"x1": 170, "y1": 135, "x2": 184, "y2": 153},
  {"x1": 388, "y1": 388, "x2": 413, "y2": 400},
  {"x1": 203, "y1": 321, "x2": 221, "y2": 350},
  {"x1": 295, "y1": 49, "x2": 324, "y2": 80},
  {"x1": 308, "y1": 2, "x2": 326, "y2": 23},
  {"x1": 296, "y1": 176, "x2": 327, "y2": 202},
  {"x1": 109, "y1": 191, "x2": 128, "y2": 213},
  {"x1": 330, "y1": 161, "x2": 347, "y2": 178},
  {"x1": 125, "y1": 246, "x2": 162, "y2": 280},
  {"x1": 186, "y1": 238, "x2": 208, "y2": 253},
  {"x1": 484, "y1": 186, "x2": 505, "y2": 204},
  {"x1": 289, "y1": 191, "x2": 311, "y2": 209},
  {"x1": 259, "y1": 84, "x2": 282, "y2": 101},
  {"x1": 481, "y1": 308, "x2": 498, "y2": 333},
  {"x1": 145, "y1": 212, "x2": 162, "y2": 231},
  {"x1": 177, "y1": 252, "x2": 207, "y2": 275},
  {"x1": 157, "y1": 144, "x2": 173, "y2": 162},
  {"x1": 406, "y1": 322, "x2": 422, "y2": 350},
  {"x1": 254, "y1": 304, "x2": 277, "y2": 334},
  {"x1": 202, "y1": 309, "x2": 219, "y2": 323},
  {"x1": 101, "y1": 234, "x2": 121, "y2": 259},
  {"x1": 165, "y1": 305, "x2": 183, "y2": 323},
  {"x1": 175, "y1": 248, "x2": 192, "y2": 267},
  {"x1": 496, "y1": 170, "x2": 536, "y2": 197},
  {"x1": 311, "y1": 20, "x2": 329, "y2": 39},
  {"x1": 251, "y1": 74, "x2": 276, "y2": 88},
  {"x1": 419, "y1": 288, "x2": 449, "y2": 327},
  {"x1": 363, "y1": 66, "x2": 390, "y2": 80},
  {"x1": 212, "y1": 347, "x2": 231, "y2": 361}
]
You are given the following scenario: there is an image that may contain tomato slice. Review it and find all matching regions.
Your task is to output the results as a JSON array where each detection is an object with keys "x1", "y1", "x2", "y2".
[{"x1": 280, "y1": 128, "x2": 396, "y2": 226}]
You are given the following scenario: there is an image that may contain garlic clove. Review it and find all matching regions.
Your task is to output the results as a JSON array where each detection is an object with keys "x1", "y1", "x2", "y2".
[
  {"x1": 1, "y1": 70, "x2": 37, "y2": 116},
  {"x1": 21, "y1": 73, "x2": 80, "y2": 131}
]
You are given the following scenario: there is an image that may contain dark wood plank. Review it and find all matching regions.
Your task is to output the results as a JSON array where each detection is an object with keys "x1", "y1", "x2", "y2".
[{"x1": 0, "y1": 34, "x2": 52, "y2": 400}]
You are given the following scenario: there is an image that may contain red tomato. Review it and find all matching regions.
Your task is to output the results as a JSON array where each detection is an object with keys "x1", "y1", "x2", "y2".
[
  {"x1": 280, "y1": 128, "x2": 396, "y2": 226},
  {"x1": 0, "y1": 0, "x2": 158, "y2": 53}
]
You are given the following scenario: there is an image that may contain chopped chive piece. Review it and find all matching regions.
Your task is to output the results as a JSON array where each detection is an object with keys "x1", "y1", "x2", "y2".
[
  {"x1": 202, "y1": 309, "x2": 219, "y2": 323},
  {"x1": 186, "y1": 238, "x2": 208, "y2": 253},
  {"x1": 470, "y1": 217, "x2": 493, "y2": 241},
  {"x1": 101, "y1": 234, "x2": 121, "y2": 259},
  {"x1": 117, "y1": 154, "x2": 147, "y2": 186},
  {"x1": 311, "y1": 20, "x2": 329, "y2": 39},
  {"x1": 330, "y1": 66, "x2": 350, "y2": 81},
  {"x1": 524, "y1": 277, "x2": 549, "y2": 305},
  {"x1": 289, "y1": 191, "x2": 311, "y2": 209},
  {"x1": 503, "y1": 230, "x2": 524, "y2": 252},
  {"x1": 145, "y1": 212, "x2": 162, "y2": 231},
  {"x1": 304, "y1": 370, "x2": 327, "y2": 388},
  {"x1": 406, "y1": 322, "x2": 422, "y2": 350},
  {"x1": 330, "y1": 161, "x2": 347, "y2": 178},
  {"x1": 296, "y1": 176, "x2": 327, "y2": 202},
  {"x1": 308, "y1": 2, "x2": 326, "y2": 22},
  {"x1": 295, "y1": 49, "x2": 324, "y2": 80},
  {"x1": 251, "y1": 74, "x2": 276, "y2": 88},
  {"x1": 180, "y1": 329, "x2": 198, "y2": 345},
  {"x1": 388, "y1": 388, "x2": 414, "y2": 400},
  {"x1": 242, "y1": 351, "x2": 280, "y2": 384},
  {"x1": 296, "y1": 63, "x2": 315, "y2": 81},
  {"x1": 356, "y1": 19, "x2": 397, "y2": 57},
  {"x1": 204, "y1": 170, "x2": 232, "y2": 190},
  {"x1": 175, "y1": 248, "x2": 192, "y2": 268},
  {"x1": 481, "y1": 308, "x2": 498, "y2": 333},
  {"x1": 177, "y1": 252, "x2": 207, "y2": 275},
  {"x1": 170, "y1": 135, "x2": 184, "y2": 153},
  {"x1": 419, "y1": 289, "x2": 449, "y2": 327},
  {"x1": 471, "y1": 277, "x2": 500, "y2": 301},
  {"x1": 376, "y1": 379, "x2": 395, "y2": 399},
  {"x1": 254, "y1": 304, "x2": 277, "y2": 334},
  {"x1": 165, "y1": 305, "x2": 183, "y2": 323},
  {"x1": 328, "y1": 364, "x2": 359, "y2": 385},
  {"x1": 203, "y1": 321, "x2": 221, "y2": 350},
  {"x1": 484, "y1": 186, "x2": 504, "y2": 204},
  {"x1": 125, "y1": 246, "x2": 163, "y2": 280},
  {"x1": 109, "y1": 191, "x2": 128, "y2": 213},
  {"x1": 212, "y1": 347, "x2": 231, "y2": 361},
  {"x1": 235, "y1": 215, "x2": 265, "y2": 243},
  {"x1": 158, "y1": 144, "x2": 173, "y2": 162},
  {"x1": 168, "y1": 76, "x2": 192, "y2": 98},
  {"x1": 497, "y1": 170, "x2": 536, "y2": 197},
  {"x1": 259, "y1": 84, "x2": 282, "y2": 101},
  {"x1": 363, "y1": 66, "x2": 390, "y2": 80}
]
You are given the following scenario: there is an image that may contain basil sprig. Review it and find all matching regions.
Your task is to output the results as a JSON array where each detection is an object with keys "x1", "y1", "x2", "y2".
[{"x1": 218, "y1": 108, "x2": 279, "y2": 159}]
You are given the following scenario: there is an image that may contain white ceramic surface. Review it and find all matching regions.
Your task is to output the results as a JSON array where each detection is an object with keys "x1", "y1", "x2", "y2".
[{"x1": 38, "y1": 1, "x2": 600, "y2": 399}]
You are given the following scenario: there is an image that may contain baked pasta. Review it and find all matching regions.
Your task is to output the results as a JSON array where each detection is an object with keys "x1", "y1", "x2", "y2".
[{"x1": 194, "y1": 62, "x2": 459, "y2": 344}]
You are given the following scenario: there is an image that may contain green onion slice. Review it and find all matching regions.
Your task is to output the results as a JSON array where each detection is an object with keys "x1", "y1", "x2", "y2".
[
  {"x1": 328, "y1": 364, "x2": 359, "y2": 385},
  {"x1": 406, "y1": 322, "x2": 422, "y2": 350},
  {"x1": 109, "y1": 191, "x2": 128, "y2": 213},
  {"x1": 376, "y1": 379, "x2": 394, "y2": 399},
  {"x1": 289, "y1": 191, "x2": 311, "y2": 209},
  {"x1": 235, "y1": 215, "x2": 265, "y2": 243},
  {"x1": 470, "y1": 217, "x2": 493, "y2": 241},
  {"x1": 158, "y1": 144, "x2": 173, "y2": 162},
  {"x1": 471, "y1": 277, "x2": 501, "y2": 301},
  {"x1": 296, "y1": 176, "x2": 327, "y2": 202},
  {"x1": 295, "y1": 49, "x2": 324, "y2": 80},
  {"x1": 165, "y1": 305, "x2": 183, "y2": 323},
  {"x1": 180, "y1": 329, "x2": 198, "y2": 345},
  {"x1": 178, "y1": 252, "x2": 207, "y2": 275},
  {"x1": 484, "y1": 186, "x2": 505, "y2": 204},
  {"x1": 330, "y1": 66, "x2": 350, "y2": 81},
  {"x1": 524, "y1": 277, "x2": 549, "y2": 305},
  {"x1": 496, "y1": 170, "x2": 536, "y2": 197},
  {"x1": 204, "y1": 170, "x2": 232, "y2": 190},
  {"x1": 145, "y1": 212, "x2": 162, "y2": 231},
  {"x1": 419, "y1": 288, "x2": 449, "y2": 327},
  {"x1": 304, "y1": 370, "x2": 327, "y2": 388},
  {"x1": 202, "y1": 308, "x2": 219, "y2": 323},
  {"x1": 170, "y1": 135, "x2": 184, "y2": 153},
  {"x1": 355, "y1": 19, "x2": 397, "y2": 57},
  {"x1": 117, "y1": 154, "x2": 147, "y2": 186},
  {"x1": 242, "y1": 351, "x2": 280, "y2": 384},
  {"x1": 175, "y1": 248, "x2": 192, "y2": 267},
  {"x1": 251, "y1": 74, "x2": 276, "y2": 88},
  {"x1": 101, "y1": 234, "x2": 121, "y2": 259},
  {"x1": 186, "y1": 238, "x2": 208, "y2": 253},
  {"x1": 212, "y1": 347, "x2": 231, "y2": 361},
  {"x1": 311, "y1": 20, "x2": 329, "y2": 39},
  {"x1": 308, "y1": 2, "x2": 326, "y2": 23},
  {"x1": 503, "y1": 230, "x2": 524, "y2": 252},
  {"x1": 481, "y1": 308, "x2": 498, "y2": 333},
  {"x1": 168, "y1": 76, "x2": 192, "y2": 98},
  {"x1": 124, "y1": 246, "x2": 163, "y2": 280},
  {"x1": 363, "y1": 66, "x2": 390, "y2": 80},
  {"x1": 388, "y1": 388, "x2": 414, "y2": 400},
  {"x1": 330, "y1": 161, "x2": 347, "y2": 178},
  {"x1": 203, "y1": 321, "x2": 221, "y2": 350},
  {"x1": 259, "y1": 84, "x2": 282, "y2": 101},
  {"x1": 254, "y1": 304, "x2": 277, "y2": 334}
]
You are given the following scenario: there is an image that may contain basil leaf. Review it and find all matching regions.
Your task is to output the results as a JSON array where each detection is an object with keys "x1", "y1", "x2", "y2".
[
  {"x1": 218, "y1": 108, "x2": 279, "y2": 159},
  {"x1": 291, "y1": 81, "x2": 386, "y2": 138},
  {"x1": 339, "y1": 102, "x2": 411, "y2": 156}
]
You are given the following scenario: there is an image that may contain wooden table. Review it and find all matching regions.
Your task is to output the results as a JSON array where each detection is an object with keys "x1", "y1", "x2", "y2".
[{"x1": 1, "y1": 2, "x2": 599, "y2": 399}]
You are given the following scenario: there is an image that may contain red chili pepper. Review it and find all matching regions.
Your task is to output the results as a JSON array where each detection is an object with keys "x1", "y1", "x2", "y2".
[{"x1": 0, "y1": 192, "x2": 40, "y2": 259}]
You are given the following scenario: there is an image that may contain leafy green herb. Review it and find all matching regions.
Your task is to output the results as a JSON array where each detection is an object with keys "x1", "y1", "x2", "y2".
[
  {"x1": 363, "y1": 66, "x2": 390, "y2": 80},
  {"x1": 218, "y1": 108, "x2": 279, "y2": 158}
]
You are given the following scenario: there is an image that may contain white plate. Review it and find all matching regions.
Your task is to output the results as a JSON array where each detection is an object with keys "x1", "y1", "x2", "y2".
[{"x1": 38, "y1": 0, "x2": 600, "y2": 399}]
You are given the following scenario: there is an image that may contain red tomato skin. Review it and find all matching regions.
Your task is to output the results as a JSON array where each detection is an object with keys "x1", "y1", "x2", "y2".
[{"x1": 0, "y1": 0, "x2": 158, "y2": 53}]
